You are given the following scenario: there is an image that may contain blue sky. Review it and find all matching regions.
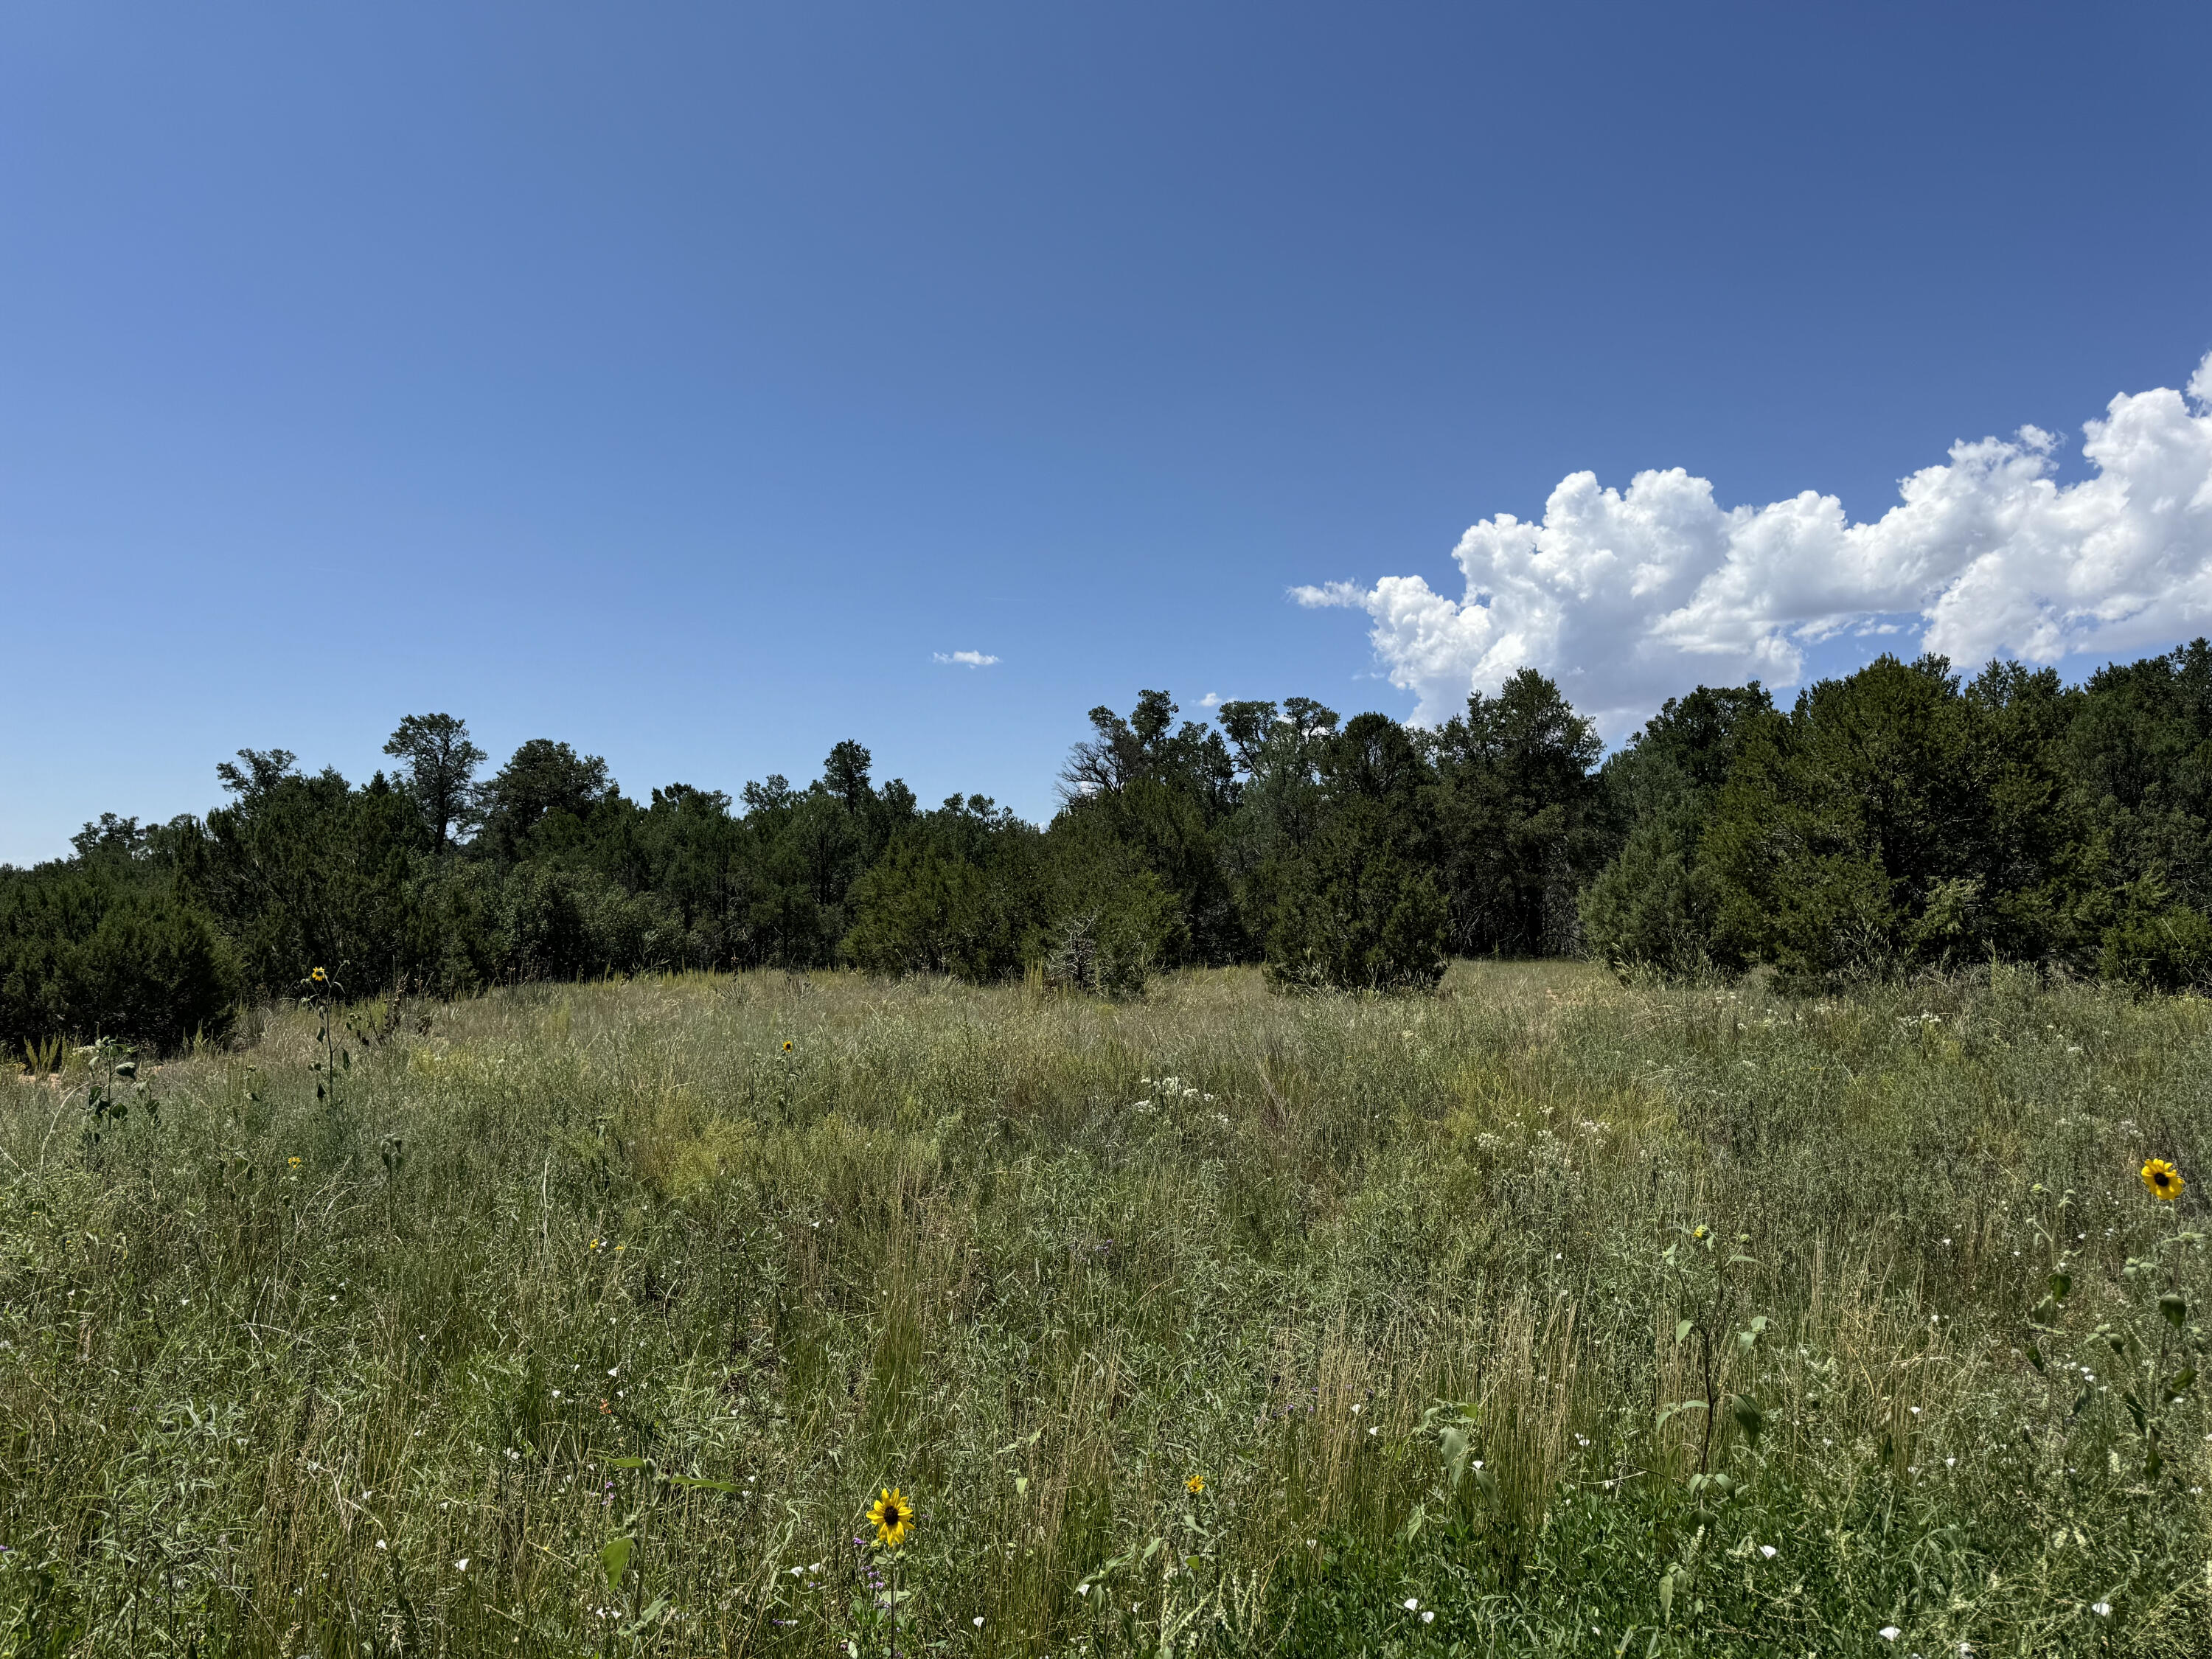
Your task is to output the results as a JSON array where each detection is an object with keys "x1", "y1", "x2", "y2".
[{"x1": 4, "y1": 1, "x2": 2209, "y2": 862}]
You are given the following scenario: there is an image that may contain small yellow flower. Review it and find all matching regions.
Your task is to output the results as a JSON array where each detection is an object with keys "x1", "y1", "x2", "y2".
[
  {"x1": 2142, "y1": 1159, "x2": 2185, "y2": 1202},
  {"x1": 288, "y1": 1156, "x2": 302, "y2": 1169},
  {"x1": 589, "y1": 1238, "x2": 603, "y2": 1251},
  {"x1": 782, "y1": 1040, "x2": 793, "y2": 1053},
  {"x1": 613, "y1": 1242, "x2": 626, "y2": 1253},
  {"x1": 1185, "y1": 1475, "x2": 1206, "y2": 1495},
  {"x1": 867, "y1": 1486, "x2": 914, "y2": 1548},
  {"x1": 310, "y1": 967, "x2": 327, "y2": 984},
  {"x1": 1691, "y1": 1225, "x2": 1710, "y2": 1241}
]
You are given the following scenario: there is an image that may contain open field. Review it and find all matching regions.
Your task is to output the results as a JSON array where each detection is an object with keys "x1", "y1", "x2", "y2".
[{"x1": 3, "y1": 963, "x2": 2211, "y2": 1655}]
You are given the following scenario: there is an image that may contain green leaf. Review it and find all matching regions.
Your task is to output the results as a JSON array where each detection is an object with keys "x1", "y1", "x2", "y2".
[
  {"x1": 1658, "y1": 1568, "x2": 1674, "y2": 1624},
  {"x1": 2048, "y1": 1272, "x2": 2071, "y2": 1302},
  {"x1": 1439, "y1": 1425, "x2": 1472, "y2": 1487},
  {"x1": 620, "y1": 1593, "x2": 671, "y2": 1636},
  {"x1": 1674, "y1": 1318, "x2": 1694, "y2": 1346},
  {"x1": 2025, "y1": 1342, "x2": 2045, "y2": 1372},
  {"x1": 2166, "y1": 1367, "x2": 2196, "y2": 1399},
  {"x1": 1729, "y1": 1393, "x2": 1764, "y2": 1445},
  {"x1": 601, "y1": 1535, "x2": 634, "y2": 1590},
  {"x1": 2160, "y1": 1293, "x2": 2188, "y2": 1330}
]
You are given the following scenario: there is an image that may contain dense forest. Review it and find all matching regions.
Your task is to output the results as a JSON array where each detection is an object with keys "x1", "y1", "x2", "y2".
[{"x1": 7, "y1": 641, "x2": 2212, "y2": 1051}]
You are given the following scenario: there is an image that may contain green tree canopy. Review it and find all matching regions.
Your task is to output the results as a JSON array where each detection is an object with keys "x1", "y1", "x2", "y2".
[
  {"x1": 476, "y1": 740, "x2": 616, "y2": 860},
  {"x1": 383, "y1": 713, "x2": 487, "y2": 853},
  {"x1": 1425, "y1": 669, "x2": 1604, "y2": 957}
]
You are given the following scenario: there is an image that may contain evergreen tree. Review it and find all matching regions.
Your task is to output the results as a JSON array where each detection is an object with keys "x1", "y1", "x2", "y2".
[
  {"x1": 2063, "y1": 640, "x2": 2212, "y2": 987},
  {"x1": 1263, "y1": 714, "x2": 1447, "y2": 991},
  {"x1": 1054, "y1": 692, "x2": 1243, "y2": 963},
  {"x1": 382, "y1": 714, "x2": 486, "y2": 853},
  {"x1": 1424, "y1": 669, "x2": 1604, "y2": 956},
  {"x1": 14, "y1": 644, "x2": 2212, "y2": 1053},
  {"x1": 1579, "y1": 684, "x2": 1772, "y2": 976},
  {"x1": 476, "y1": 740, "x2": 616, "y2": 860},
  {"x1": 1701, "y1": 655, "x2": 2003, "y2": 985},
  {"x1": 844, "y1": 796, "x2": 1038, "y2": 981}
]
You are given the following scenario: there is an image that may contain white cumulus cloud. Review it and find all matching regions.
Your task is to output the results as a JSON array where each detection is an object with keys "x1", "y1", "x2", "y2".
[
  {"x1": 933, "y1": 650, "x2": 1001, "y2": 667},
  {"x1": 1297, "y1": 352, "x2": 2212, "y2": 737}
]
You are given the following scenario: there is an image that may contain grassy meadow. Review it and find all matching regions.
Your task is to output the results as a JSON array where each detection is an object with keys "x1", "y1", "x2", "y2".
[{"x1": 3, "y1": 963, "x2": 2211, "y2": 1656}]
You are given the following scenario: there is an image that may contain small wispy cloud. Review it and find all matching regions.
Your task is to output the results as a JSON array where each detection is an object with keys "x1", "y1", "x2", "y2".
[
  {"x1": 933, "y1": 650, "x2": 1001, "y2": 668},
  {"x1": 1198, "y1": 692, "x2": 1222, "y2": 708}
]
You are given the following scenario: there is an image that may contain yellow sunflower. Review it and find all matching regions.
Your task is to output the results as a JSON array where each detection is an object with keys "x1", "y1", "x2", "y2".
[
  {"x1": 1185, "y1": 1475, "x2": 1206, "y2": 1495},
  {"x1": 867, "y1": 1486, "x2": 914, "y2": 1548},
  {"x1": 310, "y1": 967, "x2": 327, "y2": 985},
  {"x1": 2142, "y1": 1158, "x2": 2185, "y2": 1203},
  {"x1": 782, "y1": 1040, "x2": 793, "y2": 1053}
]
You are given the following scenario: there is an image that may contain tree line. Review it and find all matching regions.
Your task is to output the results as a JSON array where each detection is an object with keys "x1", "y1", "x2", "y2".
[{"x1": 7, "y1": 641, "x2": 2212, "y2": 1051}]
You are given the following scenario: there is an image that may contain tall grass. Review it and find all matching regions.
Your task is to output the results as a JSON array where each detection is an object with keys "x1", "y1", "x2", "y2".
[{"x1": 1, "y1": 962, "x2": 2208, "y2": 1655}]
